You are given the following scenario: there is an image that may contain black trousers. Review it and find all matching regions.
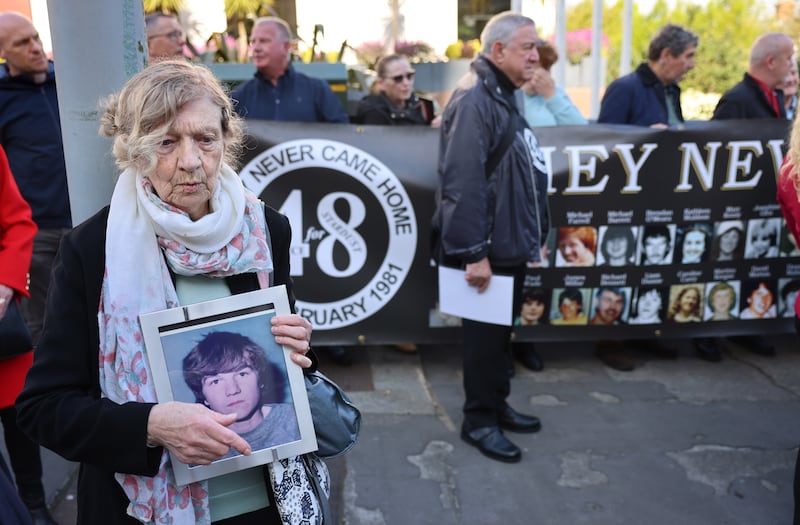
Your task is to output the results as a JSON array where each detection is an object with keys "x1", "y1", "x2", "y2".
[
  {"x1": 20, "y1": 228, "x2": 69, "y2": 345},
  {"x1": 0, "y1": 405, "x2": 45, "y2": 509},
  {"x1": 461, "y1": 263, "x2": 527, "y2": 429}
]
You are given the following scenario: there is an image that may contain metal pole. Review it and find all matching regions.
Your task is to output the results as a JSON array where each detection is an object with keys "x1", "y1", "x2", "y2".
[
  {"x1": 510, "y1": 0, "x2": 522, "y2": 12},
  {"x1": 620, "y1": 0, "x2": 632, "y2": 76},
  {"x1": 554, "y1": 0, "x2": 567, "y2": 87},
  {"x1": 46, "y1": 0, "x2": 147, "y2": 225},
  {"x1": 590, "y1": 0, "x2": 603, "y2": 118}
]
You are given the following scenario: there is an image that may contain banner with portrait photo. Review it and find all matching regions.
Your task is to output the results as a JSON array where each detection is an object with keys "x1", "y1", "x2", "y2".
[{"x1": 238, "y1": 119, "x2": 796, "y2": 344}]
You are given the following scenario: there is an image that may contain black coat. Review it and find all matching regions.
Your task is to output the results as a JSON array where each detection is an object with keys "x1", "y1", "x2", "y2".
[
  {"x1": 354, "y1": 93, "x2": 434, "y2": 125},
  {"x1": 712, "y1": 73, "x2": 786, "y2": 120},
  {"x1": 16, "y1": 205, "x2": 295, "y2": 524}
]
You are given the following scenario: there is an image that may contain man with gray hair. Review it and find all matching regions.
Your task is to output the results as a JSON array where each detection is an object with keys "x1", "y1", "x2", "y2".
[
  {"x1": 598, "y1": 23, "x2": 698, "y2": 127},
  {"x1": 712, "y1": 32, "x2": 795, "y2": 119},
  {"x1": 436, "y1": 11, "x2": 549, "y2": 463},
  {"x1": 231, "y1": 16, "x2": 348, "y2": 122}
]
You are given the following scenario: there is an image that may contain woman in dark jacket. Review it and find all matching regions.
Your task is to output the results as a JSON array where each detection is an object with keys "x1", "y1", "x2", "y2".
[
  {"x1": 16, "y1": 60, "x2": 329, "y2": 525},
  {"x1": 355, "y1": 54, "x2": 436, "y2": 126}
]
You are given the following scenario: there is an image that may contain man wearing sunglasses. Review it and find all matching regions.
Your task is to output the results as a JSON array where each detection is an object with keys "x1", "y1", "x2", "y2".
[
  {"x1": 145, "y1": 12, "x2": 185, "y2": 62},
  {"x1": 436, "y1": 11, "x2": 549, "y2": 463}
]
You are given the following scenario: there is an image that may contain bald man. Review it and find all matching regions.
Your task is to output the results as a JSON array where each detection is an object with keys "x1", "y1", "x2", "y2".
[
  {"x1": 712, "y1": 32, "x2": 795, "y2": 119},
  {"x1": 145, "y1": 12, "x2": 185, "y2": 61}
]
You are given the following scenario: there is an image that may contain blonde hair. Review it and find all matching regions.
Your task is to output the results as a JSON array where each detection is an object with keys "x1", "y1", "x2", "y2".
[{"x1": 99, "y1": 60, "x2": 243, "y2": 173}]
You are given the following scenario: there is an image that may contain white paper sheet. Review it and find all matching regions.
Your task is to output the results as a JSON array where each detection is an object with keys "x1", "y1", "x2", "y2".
[{"x1": 437, "y1": 266, "x2": 514, "y2": 326}]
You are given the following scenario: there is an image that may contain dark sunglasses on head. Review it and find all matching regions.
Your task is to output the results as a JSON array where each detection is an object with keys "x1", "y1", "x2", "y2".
[{"x1": 388, "y1": 71, "x2": 415, "y2": 83}]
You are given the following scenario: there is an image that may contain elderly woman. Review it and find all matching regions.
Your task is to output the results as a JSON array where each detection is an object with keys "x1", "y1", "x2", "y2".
[
  {"x1": 521, "y1": 40, "x2": 587, "y2": 127},
  {"x1": 355, "y1": 54, "x2": 437, "y2": 126},
  {"x1": 17, "y1": 61, "x2": 328, "y2": 525}
]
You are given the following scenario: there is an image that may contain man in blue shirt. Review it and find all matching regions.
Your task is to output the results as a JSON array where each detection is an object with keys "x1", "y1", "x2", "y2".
[
  {"x1": 231, "y1": 16, "x2": 348, "y2": 123},
  {"x1": 233, "y1": 16, "x2": 351, "y2": 366}
]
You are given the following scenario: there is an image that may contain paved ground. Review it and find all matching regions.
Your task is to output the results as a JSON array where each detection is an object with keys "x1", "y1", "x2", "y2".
[{"x1": 4, "y1": 334, "x2": 800, "y2": 524}]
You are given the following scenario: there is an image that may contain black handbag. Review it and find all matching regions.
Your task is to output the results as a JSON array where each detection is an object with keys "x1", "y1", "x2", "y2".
[
  {"x1": 0, "y1": 300, "x2": 32, "y2": 359},
  {"x1": 305, "y1": 370, "x2": 361, "y2": 458}
]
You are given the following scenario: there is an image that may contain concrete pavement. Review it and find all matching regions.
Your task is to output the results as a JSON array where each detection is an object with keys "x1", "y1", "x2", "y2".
[{"x1": 5, "y1": 334, "x2": 800, "y2": 524}]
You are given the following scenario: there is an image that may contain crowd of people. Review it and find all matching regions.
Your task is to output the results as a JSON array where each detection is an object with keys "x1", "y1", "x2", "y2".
[{"x1": 0, "y1": 6, "x2": 799, "y2": 523}]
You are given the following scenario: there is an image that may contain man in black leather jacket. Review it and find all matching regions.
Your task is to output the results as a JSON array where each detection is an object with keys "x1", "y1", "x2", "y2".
[{"x1": 437, "y1": 11, "x2": 550, "y2": 463}]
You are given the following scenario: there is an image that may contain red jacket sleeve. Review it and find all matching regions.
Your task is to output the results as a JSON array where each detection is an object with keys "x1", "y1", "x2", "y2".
[{"x1": 0, "y1": 146, "x2": 37, "y2": 297}]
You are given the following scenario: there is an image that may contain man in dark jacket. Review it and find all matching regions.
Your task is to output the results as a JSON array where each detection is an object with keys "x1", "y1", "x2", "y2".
[
  {"x1": 232, "y1": 16, "x2": 348, "y2": 123},
  {"x1": 233, "y1": 15, "x2": 352, "y2": 366},
  {"x1": 701, "y1": 32, "x2": 795, "y2": 361},
  {"x1": 598, "y1": 24, "x2": 697, "y2": 127},
  {"x1": 712, "y1": 32, "x2": 794, "y2": 119},
  {"x1": 594, "y1": 24, "x2": 698, "y2": 372},
  {"x1": 0, "y1": 13, "x2": 64, "y2": 525},
  {"x1": 438, "y1": 11, "x2": 549, "y2": 463}
]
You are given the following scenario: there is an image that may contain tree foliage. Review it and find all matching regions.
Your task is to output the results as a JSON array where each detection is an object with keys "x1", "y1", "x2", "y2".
[{"x1": 566, "y1": 0, "x2": 783, "y2": 94}]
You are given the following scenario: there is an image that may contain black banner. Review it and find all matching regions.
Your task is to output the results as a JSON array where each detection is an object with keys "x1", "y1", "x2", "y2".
[{"x1": 238, "y1": 120, "x2": 796, "y2": 344}]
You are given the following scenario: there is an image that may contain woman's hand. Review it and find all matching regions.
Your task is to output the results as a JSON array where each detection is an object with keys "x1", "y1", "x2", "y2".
[
  {"x1": 271, "y1": 313, "x2": 313, "y2": 368},
  {"x1": 146, "y1": 401, "x2": 252, "y2": 465}
]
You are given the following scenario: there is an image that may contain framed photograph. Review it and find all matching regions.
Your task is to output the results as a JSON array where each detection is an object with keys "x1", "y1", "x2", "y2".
[{"x1": 139, "y1": 285, "x2": 317, "y2": 486}]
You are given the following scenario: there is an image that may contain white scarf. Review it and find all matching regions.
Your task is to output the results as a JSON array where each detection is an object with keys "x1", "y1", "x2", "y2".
[{"x1": 98, "y1": 165, "x2": 327, "y2": 523}]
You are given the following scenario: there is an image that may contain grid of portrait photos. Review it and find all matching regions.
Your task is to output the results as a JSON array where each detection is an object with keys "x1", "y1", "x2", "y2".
[{"x1": 513, "y1": 218, "x2": 800, "y2": 327}]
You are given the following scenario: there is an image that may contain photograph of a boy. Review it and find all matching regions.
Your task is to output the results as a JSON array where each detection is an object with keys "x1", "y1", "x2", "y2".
[{"x1": 182, "y1": 331, "x2": 300, "y2": 459}]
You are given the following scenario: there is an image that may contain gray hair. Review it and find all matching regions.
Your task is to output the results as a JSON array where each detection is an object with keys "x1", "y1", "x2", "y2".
[
  {"x1": 144, "y1": 12, "x2": 175, "y2": 33},
  {"x1": 647, "y1": 24, "x2": 698, "y2": 61},
  {"x1": 99, "y1": 60, "x2": 243, "y2": 173},
  {"x1": 253, "y1": 16, "x2": 293, "y2": 43},
  {"x1": 480, "y1": 11, "x2": 536, "y2": 55}
]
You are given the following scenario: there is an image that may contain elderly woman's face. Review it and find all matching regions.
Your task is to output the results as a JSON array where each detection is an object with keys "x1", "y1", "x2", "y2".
[{"x1": 150, "y1": 97, "x2": 224, "y2": 220}]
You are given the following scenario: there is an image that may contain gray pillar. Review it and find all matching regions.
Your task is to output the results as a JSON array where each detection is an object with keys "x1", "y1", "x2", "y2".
[
  {"x1": 553, "y1": 0, "x2": 567, "y2": 87},
  {"x1": 620, "y1": 0, "x2": 632, "y2": 76},
  {"x1": 46, "y1": 0, "x2": 147, "y2": 225},
  {"x1": 590, "y1": 0, "x2": 603, "y2": 118}
]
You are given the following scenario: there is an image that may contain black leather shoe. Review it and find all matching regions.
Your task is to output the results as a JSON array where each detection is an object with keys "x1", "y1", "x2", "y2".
[
  {"x1": 28, "y1": 506, "x2": 58, "y2": 525},
  {"x1": 498, "y1": 405, "x2": 542, "y2": 433},
  {"x1": 461, "y1": 425, "x2": 521, "y2": 463},
  {"x1": 727, "y1": 335, "x2": 776, "y2": 356},
  {"x1": 514, "y1": 343, "x2": 544, "y2": 371},
  {"x1": 324, "y1": 345, "x2": 353, "y2": 366},
  {"x1": 693, "y1": 337, "x2": 722, "y2": 362}
]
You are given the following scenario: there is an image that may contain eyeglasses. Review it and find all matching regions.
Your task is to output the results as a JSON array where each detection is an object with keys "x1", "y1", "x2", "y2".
[
  {"x1": 388, "y1": 71, "x2": 415, "y2": 83},
  {"x1": 148, "y1": 30, "x2": 183, "y2": 42}
]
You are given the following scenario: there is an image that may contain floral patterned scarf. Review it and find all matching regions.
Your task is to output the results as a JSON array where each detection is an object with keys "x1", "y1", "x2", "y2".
[{"x1": 98, "y1": 166, "x2": 328, "y2": 524}]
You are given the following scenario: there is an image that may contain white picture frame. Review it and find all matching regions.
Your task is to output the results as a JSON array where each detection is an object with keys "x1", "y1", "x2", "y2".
[{"x1": 139, "y1": 285, "x2": 317, "y2": 486}]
